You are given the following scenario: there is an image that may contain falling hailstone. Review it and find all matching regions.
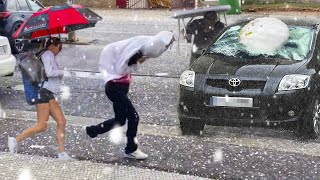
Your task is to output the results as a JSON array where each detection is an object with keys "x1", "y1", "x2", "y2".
[
  {"x1": 0, "y1": 105, "x2": 6, "y2": 119},
  {"x1": 213, "y1": 148, "x2": 223, "y2": 162},
  {"x1": 266, "y1": 121, "x2": 270, "y2": 126},
  {"x1": 60, "y1": 86, "x2": 71, "y2": 100},
  {"x1": 18, "y1": 168, "x2": 34, "y2": 180},
  {"x1": 192, "y1": 44, "x2": 198, "y2": 53},
  {"x1": 134, "y1": 15, "x2": 138, "y2": 21}
]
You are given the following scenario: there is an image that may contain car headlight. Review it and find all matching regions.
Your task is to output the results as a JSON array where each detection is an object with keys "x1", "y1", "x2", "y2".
[
  {"x1": 278, "y1": 74, "x2": 310, "y2": 91},
  {"x1": 179, "y1": 70, "x2": 195, "y2": 88}
]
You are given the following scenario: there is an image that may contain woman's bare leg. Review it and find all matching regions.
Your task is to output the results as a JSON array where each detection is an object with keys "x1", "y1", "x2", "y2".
[
  {"x1": 49, "y1": 99, "x2": 66, "y2": 153},
  {"x1": 15, "y1": 103, "x2": 50, "y2": 142}
]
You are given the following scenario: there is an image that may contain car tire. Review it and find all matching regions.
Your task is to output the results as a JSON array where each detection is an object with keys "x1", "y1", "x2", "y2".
[
  {"x1": 298, "y1": 97, "x2": 320, "y2": 139},
  {"x1": 9, "y1": 23, "x2": 25, "y2": 54},
  {"x1": 179, "y1": 118, "x2": 205, "y2": 136}
]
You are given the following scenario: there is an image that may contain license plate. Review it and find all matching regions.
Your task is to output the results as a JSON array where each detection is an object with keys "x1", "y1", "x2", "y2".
[
  {"x1": 210, "y1": 96, "x2": 253, "y2": 108},
  {"x1": 0, "y1": 46, "x2": 5, "y2": 55}
]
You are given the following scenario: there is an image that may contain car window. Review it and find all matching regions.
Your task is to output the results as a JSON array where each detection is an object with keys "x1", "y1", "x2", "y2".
[
  {"x1": 0, "y1": 0, "x2": 6, "y2": 11},
  {"x1": 27, "y1": 0, "x2": 41, "y2": 11},
  {"x1": 4, "y1": 0, "x2": 17, "y2": 11},
  {"x1": 17, "y1": 0, "x2": 30, "y2": 11},
  {"x1": 209, "y1": 24, "x2": 316, "y2": 61}
]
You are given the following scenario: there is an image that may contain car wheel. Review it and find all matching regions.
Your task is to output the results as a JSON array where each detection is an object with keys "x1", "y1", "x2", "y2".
[
  {"x1": 179, "y1": 118, "x2": 205, "y2": 136},
  {"x1": 9, "y1": 23, "x2": 25, "y2": 54},
  {"x1": 299, "y1": 97, "x2": 320, "y2": 139}
]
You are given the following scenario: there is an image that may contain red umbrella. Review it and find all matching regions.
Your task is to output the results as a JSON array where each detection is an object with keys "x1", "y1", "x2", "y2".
[{"x1": 13, "y1": 4, "x2": 102, "y2": 39}]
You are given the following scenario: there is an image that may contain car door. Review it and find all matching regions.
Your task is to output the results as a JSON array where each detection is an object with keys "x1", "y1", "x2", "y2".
[
  {"x1": 16, "y1": 0, "x2": 32, "y2": 20},
  {"x1": 7, "y1": 0, "x2": 31, "y2": 53},
  {"x1": 315, "y1": 27, "x2": 320, "y2": 94}
]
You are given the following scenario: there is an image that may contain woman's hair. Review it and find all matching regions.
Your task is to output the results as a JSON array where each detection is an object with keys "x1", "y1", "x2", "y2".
[
  {"x1": 36, "y1": 37, "x2": 62, "y2": 56},
  {"x1": 128, "y1": 50, "x2": 143, "y2": 66},
  {"x1": 45, "y1": 37, "x2": 61, "y2": 49}
]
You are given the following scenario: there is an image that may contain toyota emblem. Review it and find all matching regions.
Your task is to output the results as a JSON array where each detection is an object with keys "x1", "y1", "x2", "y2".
[{"x1": 229, "y1": 78, "x2": 241, "y2": 87}]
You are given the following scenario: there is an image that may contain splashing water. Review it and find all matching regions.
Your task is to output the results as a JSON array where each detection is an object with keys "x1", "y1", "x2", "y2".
[
  {"x1": 108, "y1": 125, "x2": 126, "y2": 145},
  {"x1": 18, "y1": 168, "x2": 33, "y2": 180},
  {"x1": 214, "y1": 148, "x2": 224, "y2": 162}
]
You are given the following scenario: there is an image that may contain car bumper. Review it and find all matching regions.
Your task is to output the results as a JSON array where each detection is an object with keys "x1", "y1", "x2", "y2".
[
  {"x1": 178, "y1": 86, "x2": 311, "y2": 125},
  {"x1": 0, "y1": 55, "x2": 16, "y2": 76}
]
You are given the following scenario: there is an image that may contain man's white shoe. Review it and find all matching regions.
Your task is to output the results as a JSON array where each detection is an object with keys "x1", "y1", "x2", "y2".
[
  {"x1": 125, "y1": 149, "x2": 148, "y2": 160},
  {"x1": 58, "y1": 152, "x2": 74, "y2": 161},
  {"x1": 8, "y1": 137, "x2": 18, "y2": 153}
]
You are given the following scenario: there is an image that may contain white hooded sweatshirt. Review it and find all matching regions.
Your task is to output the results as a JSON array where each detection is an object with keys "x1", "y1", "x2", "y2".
[{"x1": 99, "y1": 31, "x2": 174, "y2": 83}]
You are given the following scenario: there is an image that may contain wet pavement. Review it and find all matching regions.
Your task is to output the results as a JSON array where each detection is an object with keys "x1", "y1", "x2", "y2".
[
  {"x1": 1, "y1": 8, "x2": 320, "y2": 179},
  {"x1": 1, "y1": 115, "x2": 320, "y2": 179}
]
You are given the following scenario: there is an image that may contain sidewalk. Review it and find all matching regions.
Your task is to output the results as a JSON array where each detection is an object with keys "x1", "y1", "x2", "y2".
[{"x1": 0, "y1": 152, "x2": 210, "y2": 180}]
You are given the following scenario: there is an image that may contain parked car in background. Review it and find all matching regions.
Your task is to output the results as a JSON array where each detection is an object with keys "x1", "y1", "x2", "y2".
[
  {"x1": 0, "y1": 36, "x2": 16, "y2": 76},
  {"x1": 178, "y1": 16, "x2": 320, "y2": 139},
  {"x1": 0, "y1": 0, "x2": 44, "y2": 54}
]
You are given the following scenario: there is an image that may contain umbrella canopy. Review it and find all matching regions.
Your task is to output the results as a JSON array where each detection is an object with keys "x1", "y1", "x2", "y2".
[{"x1": 13, "y1": 4, "x2": 102, "y2": 39}]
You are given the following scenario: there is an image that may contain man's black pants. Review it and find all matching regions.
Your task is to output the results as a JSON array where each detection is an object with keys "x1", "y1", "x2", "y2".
[{"x1": 86, "y1": 81, "x2": 139, "y2": 154}]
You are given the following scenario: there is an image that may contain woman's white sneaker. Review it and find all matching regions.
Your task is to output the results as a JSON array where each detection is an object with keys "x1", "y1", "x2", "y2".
[
  {"x1": 8, "y1": 137, "x2": 18, "y2": 153},
  {"x1": 58, "y1": 152, "x2": 74, "y2": 161},
  {"x1": 125, "y1": 149, "x2": 148, "y2": 160}
]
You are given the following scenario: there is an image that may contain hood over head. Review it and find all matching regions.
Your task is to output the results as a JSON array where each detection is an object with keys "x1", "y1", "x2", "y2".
[
  {"x1": 99, "y1": 31, "x2": 174, "y2": 83},
  {"x1": 141, "y1": 31, "x2": 174, "y2": 58}
]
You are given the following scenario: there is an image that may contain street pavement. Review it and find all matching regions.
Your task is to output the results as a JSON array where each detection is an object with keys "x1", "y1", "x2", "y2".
[
  {"x1": 0, "y1": 8, "x2": 320, "y2": 180},
  {"x1": 1, "y1": 109, "x2": 320, "y2": 179},
  {"x1": 0, "y1": 152, "x2": 210, "y2": 180}
]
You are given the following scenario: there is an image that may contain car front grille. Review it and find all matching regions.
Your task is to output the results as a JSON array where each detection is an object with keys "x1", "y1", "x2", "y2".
[
  {"x1": 205, "y1": 107, "x2": 262, "y2": 120},
  {"x1": 207, "y1": 79, "x2": 266, "y2": 91}
]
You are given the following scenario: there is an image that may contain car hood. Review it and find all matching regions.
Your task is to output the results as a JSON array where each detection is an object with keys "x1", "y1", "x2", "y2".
[{"x1": 193, "y1": 55, "x2": 306, "y2": 78}]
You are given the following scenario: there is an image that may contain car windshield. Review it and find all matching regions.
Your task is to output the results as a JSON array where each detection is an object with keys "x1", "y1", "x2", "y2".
[{"x1": 209, "y1": 24, "x2": 316, "y2": 61}]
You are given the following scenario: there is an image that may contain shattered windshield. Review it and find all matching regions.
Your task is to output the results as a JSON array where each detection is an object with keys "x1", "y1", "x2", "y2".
[{"x1": 209, "y1": 24, "x2": 315, "y2": 61}]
